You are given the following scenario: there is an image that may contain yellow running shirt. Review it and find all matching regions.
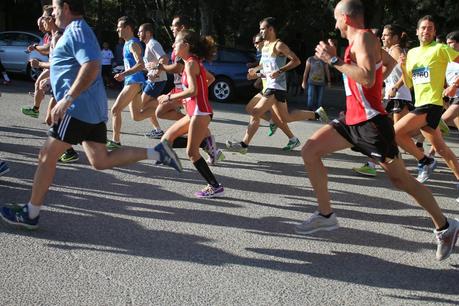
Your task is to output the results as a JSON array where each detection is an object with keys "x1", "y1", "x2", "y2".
[{"x1": 406, "y1": 41, "x2": 459, "y2": 106}]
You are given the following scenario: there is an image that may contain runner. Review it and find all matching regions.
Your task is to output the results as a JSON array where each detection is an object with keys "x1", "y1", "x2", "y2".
[
  {"x1": 0, "y1": 0, "x2": 182, "y2": 230},
  {"x1": 154, "y1": 15, "x2": 224, "y2": 166},
  {"x1": 137, "y1": 22, "x2": 168, "y2": 139},
  {"x1": 395, "y1": 16, "x2": 459, "y2": 184},
  {"x1": 158, "y1": 30, "x2": 223, "y2": 198},
  {"x1": 107, "y1": 16, "x2": 145, "y2": 149},
  {"x1": 353, "y1": 24, "x2": 414, "y2": 177},
  {"x1": 298, "y1": 0, "x2": 459, "y2": 261},
  {"x1": 226, "y1": 17, "x2": 329, "y2": 154},
  {"x1": 440, "y1": 31, "x2": 459, "y2": 134}
]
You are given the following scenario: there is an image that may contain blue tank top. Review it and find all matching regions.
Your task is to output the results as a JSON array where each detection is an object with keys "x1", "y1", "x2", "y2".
[{"x1": 123, "y1": 38, "x2": 145, "y2": 85}]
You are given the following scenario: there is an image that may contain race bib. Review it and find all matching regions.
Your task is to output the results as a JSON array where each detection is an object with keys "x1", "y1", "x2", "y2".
[{"x1": 412, "y1": 67, "x2": 431, "y2": 85}]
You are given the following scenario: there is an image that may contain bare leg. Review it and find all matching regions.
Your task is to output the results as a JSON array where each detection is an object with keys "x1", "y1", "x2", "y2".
[
  {"x1": 301, "y1": 125, "x2": 352, "y2": 215},
  {"x1": 242, "y1": 95, "x2": 276, "y2": 144},
  {"x1": 111, "y1": 84, "x2": 141, "y2": 143},
  {"x1": 156, "y1": 100, "x2": 185, "y2": 121},
  {"x1": 394, "y1": 112, "x2": 428, "y2": 161}
]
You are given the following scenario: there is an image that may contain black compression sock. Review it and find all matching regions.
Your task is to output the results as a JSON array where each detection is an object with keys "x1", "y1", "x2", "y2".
[
  {"x1": 193, "y1": 157, "x2": 219, "y2": 188},
  {"x1": 319, "y1": 212, "x2": 334, "y2": 218},
  {"x1": 240, "y1": 142, "x2": 248, "y2": 148},
  {"x1": 172, "y1": 136, "x2": 188, "y2": 148},
  {"x1": 419, "y1": 155, "x2": 433, "y2": 165},
  {"x1": 437, "y1": 218, "x2": 449, "y2": 231}
]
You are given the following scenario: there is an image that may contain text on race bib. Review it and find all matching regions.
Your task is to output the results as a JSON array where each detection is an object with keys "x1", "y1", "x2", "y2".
[{"x1": 412, "y1": 67, "x2": 431, "y2": 85}]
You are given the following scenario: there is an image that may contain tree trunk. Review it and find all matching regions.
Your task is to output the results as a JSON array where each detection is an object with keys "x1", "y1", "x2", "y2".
[{"x1": 199, "y1": 0, "x2": 213, "y2": 36}]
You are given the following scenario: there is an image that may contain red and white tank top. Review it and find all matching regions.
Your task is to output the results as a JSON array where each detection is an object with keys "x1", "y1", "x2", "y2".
[
  {"x1": 343, "y1": 39, "x2": 386, "y2": 125},
  {"x1": 181, "y1": 56, "x2": 213, "y2": 116}
]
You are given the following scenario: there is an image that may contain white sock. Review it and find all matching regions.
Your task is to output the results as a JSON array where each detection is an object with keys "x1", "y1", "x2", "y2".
[
  {"x1": 147, "y1": 147, "x2": 160, "y2": 160},
  {"x1": 27, "y1": 202, "x2": 41, "y2": 219},
  {"x1": 2, "y1": 72, "x2": 10, "y2": 82}
]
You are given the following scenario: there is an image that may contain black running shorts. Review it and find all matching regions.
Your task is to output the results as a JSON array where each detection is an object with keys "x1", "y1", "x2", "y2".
[
  {"x1": 411, "y1": 104, "x2": 443, "y2": 129},
  {"x1": 331, "y1": 114, "x2": 399, "y2": 163},
  {"x1": 383, "y1": 99, "x2": 414, "y2": 114},
  {"x1": 47, "y1": 114, "x2": 107, "y2": 145},
  {"x1": 263, "y1": 88, "x2": 287, "y2": 103}
]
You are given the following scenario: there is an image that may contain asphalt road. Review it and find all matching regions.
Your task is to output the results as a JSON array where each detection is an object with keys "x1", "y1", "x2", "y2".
[{"x1": 1, "y1": 81, "x2": 458, "y2": 305}]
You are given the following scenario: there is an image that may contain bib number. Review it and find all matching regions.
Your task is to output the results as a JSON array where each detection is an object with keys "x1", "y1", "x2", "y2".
[{"x1": 412, "y1": 67, "x2": 431, "y2": 85}]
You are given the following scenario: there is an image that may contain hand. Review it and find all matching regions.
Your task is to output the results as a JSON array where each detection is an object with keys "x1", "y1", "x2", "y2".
[
  {"x1": 388, "y1": 86, "x2": 397, "y2": 98},
  {"x1": 269, "y1": 70, "x2": 282, "y2": 79},
  {"x1": 443, "y1": 85, "x2": 457, "y2": 98},
  {"x1": 315, "y1": 39, "x2": 337, "y2": 64},
  {"x1": 30, "y1": 58, "x2": 40, "y2": 69},
  {"x1": 248, "y1": 68, "x2": 258, "y2": 77},
  {"x1": 51, "y1": 98, "x2": 71, "y2": 125},
  {"x1": 301, "y1": 82, "x2": 307, "y2": 90},
  {"x1": 114, "y1": 73, "x2": 125, "y2": 82},
  {"x1": 27, "y1": 44, "x2": 35, "y2": 52},
  {"x1": 247, "y1": 72, "x2": 259, "y2": 80},
  {"x1": 158, "y1": 94, "x2": 170, "y2": 104}
]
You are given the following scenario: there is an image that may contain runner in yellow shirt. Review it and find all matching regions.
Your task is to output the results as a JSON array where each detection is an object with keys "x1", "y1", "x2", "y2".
[{"x1": 395, "y1": 15, "x2": 459, "y2": 186}]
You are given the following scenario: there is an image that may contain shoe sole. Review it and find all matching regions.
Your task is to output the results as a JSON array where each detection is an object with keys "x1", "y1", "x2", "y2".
[
  {"x1": 0, "y1": 167, "x2": 10, "y2": 176},
  {"x1": 59, "y1": 158, "x2": 79, "y2": 163},
  {"x1": 0, "y1": 214, "x2": 38, "y2": 230},
  {"x1": 295, "y1": 224, "x2": 339, "y2": 235},
  {"x1": 161, "y1": 141, "x2": 183, "y2": 172},
  {"x1": 437, "y1": 220, "x2": 459, "y2": 261},
  {"x1": 353, "y1": 168, "x2": 377, "y2": 177},
  {"x1": 195, "y1": 191, "x2": 225, "y2": 199}
]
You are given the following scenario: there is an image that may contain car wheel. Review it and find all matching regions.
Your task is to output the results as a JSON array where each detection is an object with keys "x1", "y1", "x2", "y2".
[
  {"x1": 210, "y1": 77, "x2": 233, "y2": 103},
  {"x1": 27, "y1": 64, "x2": 42, "y2": 81}
]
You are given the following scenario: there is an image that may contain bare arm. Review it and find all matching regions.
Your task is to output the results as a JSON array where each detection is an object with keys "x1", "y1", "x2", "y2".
[
  {"x1": 159, "y1": 62, "x2": 184, "y2": 74},
  {"x1": 205, "y1": 69, "x2": 215, "y2": 87},
  {"x1": 316, "y1": 33, "x2": 379, "y2": 88},
  {"x1": 274, "y1": 41, "x2": 301, "y2": 73},
  {"x1": 122, "y1": 42, "x2": 144, "y2": 76},
  {"x1": 301, "y1": 60, "x2": 311, "y2": 89},
  {"x1": 381, "y1": 48, "x2": 396, "y2": 80}
]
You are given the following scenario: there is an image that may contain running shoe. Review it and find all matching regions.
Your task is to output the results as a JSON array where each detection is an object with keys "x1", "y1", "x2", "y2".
[
  {"x1": 154, "y1": 140, "x2": 183, "y2": 172},
  {"x1": 416, "y1": 158, "x2": 437, "y2": 183},
  {"x1": 144, "y1": 129, "x2": 164, "y2": 139},
  {"x1": 59, "y1": 149, "x2": 79, "y2": 163},
  {"x1": 295, "y1": 211, "x2": 339, "y2": 234},
  {"x1": 268, "y1": 123, "x2": 278, "y2": 136},
  {"x1": 21, "y1": 106, "x2": 39, "y2": 118},
  {"x1": 207, "y1": 149, "x2": 226, "y2": 165},
  {"x1": 195, "y1": 184, "x2": 225, "y2": 198},
  {"x1": 438, "y1": 119, "x2": 450, "y2": 137},
  {"x1": 106, "y1": 140, "x2": 122, "y2": 150},
  {"x1": 282, "y1": 138, "x2": 300, "y2": 151},
  {"x1": 352, "y1": 162, "x2": 377, "y2": 177},
  {"x1": 315, "y1": 106, "x2": 330, "y2": 123},
  {"x1": 435, "y1": 218, "x2": 459, "y2": 261},
  {"x1": 0, "y1": 161, "x2": 10, "y2": 177},
  {"x1": 226, "y1": 140, "x2": 248, "y2": 154},
  {"x1": 0, "y1": 204, "x2": 39, "y2": 230}
]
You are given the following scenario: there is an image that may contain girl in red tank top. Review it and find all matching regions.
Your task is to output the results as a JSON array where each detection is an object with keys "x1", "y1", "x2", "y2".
[{"x1": 157, "y1": 30, "x2": 224, "y2": 198}]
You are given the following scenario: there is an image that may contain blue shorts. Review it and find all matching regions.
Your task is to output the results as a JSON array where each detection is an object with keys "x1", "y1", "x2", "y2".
[
  {"x1": 143, "y1": 81, "x2": 166, "y2": 98},
  {"x1": 124, "y1": 72, "x2": 145, "y2": 86}
]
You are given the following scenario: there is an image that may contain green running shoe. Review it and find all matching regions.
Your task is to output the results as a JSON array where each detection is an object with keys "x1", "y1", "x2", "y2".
[
  {"x1": 59, "y1": 149, "x2": 79, "y2": 163},
  {"x1": 282, "y1": 138, "x2": 300, "y2": 151},
  {"x1": 268, "y1": 123, "x2": 278, "y2": 136},
  {"x1": 106, "y1": 140, "x2": 122, "y2": 150},
  {"x1": 352, "y1": 163, "x2": 377, "y2": 177},
  {"x1": 21, "y1": 106, "x2": 39, "y2": 118}
]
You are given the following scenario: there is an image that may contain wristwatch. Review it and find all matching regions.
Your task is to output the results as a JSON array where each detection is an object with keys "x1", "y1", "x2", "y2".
[{"x1": 329, "y1": 56, "x2": 340, "y2": 66}]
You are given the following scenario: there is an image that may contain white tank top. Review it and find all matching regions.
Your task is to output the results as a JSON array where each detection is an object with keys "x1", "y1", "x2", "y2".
[
  {"x1": 446, "y1": 62, "x2": 459, "y2": 98},
  {"x1": 384, "y1": 46, "x2": 411, "y2": 101}
]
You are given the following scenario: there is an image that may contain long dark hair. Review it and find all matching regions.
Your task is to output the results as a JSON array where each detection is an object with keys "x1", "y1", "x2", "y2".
[
  {"x1": 178, "y1": 30, "x2": 217, "y2": 61},
  {"x1": 384, "y1": 24, "x2": 408, "y2": 49}
]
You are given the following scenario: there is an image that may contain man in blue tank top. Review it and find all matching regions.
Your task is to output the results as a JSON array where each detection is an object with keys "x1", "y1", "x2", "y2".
[
  {"x1": 0, "y1": 0, "x2": 182, "y2": 230},
  {"x1": 107, "y1": 16, "x2": 146, "y2": 149}
]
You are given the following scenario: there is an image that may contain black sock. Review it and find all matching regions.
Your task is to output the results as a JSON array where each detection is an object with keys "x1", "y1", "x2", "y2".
[
  {"x1": 319, "y1": 212, "x2": 334, "y2": 218},
  {"x1": 437, "y1": 218, "x2": 449, "y2": 231},
  {"x1": 416, "y1": 142, "x2": 423, "y2": 148},
  {"x1": 172, "y1": 136, "x2": 206, "y2": 149},
  {"x1": 66, "y1": 147, "x2": 76, "y2": 154},
  {"x1": 193, "y1": 157, "x2": 219, "y2": 188},
  {"x1": 240, "y1": 141, "x2": 248, "y2": 148},
  {"x1": 172, "y1": 136, "x2": 188, "y2": 148},
  {"x1": 419, "y1": 155, "x2": 433, "y2": 165},
  {"x1": 314, "y1": 112, "x2": 320, "y2": 120}
]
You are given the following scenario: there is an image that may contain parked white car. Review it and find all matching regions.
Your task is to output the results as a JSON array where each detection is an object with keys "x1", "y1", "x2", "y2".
[{"x1": 0, "y1": 31, "x2": 48, "y2": 80}]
